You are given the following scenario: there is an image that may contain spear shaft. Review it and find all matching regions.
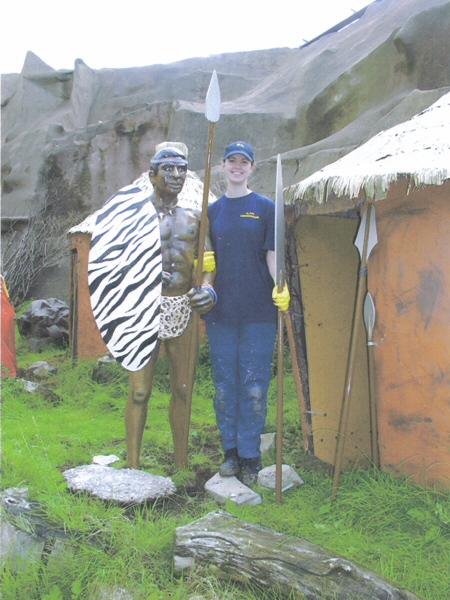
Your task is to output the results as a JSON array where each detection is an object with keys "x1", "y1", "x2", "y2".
[
  {"x1": 275, "y1": 154, "x2": 285, "y2": 504},
  {"x1": 332, "y1": 202, "x2": 378, "y2": 499},
  {"x1": 180, "y1": 71, "x2": 221, "y2": 467},
  {"x1": 195, "y1": 122, "x2": 215, "y2": 279}
]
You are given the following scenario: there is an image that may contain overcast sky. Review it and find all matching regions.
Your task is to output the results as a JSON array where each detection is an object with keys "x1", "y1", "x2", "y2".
[{"x1": 1, "y1": 0, "x2": 372, "y2": 74}]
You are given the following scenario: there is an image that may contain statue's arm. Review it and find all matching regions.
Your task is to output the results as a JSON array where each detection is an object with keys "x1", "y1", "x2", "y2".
[{"x1": 188, "y1": 217, "x2": 216, "y2": 313}]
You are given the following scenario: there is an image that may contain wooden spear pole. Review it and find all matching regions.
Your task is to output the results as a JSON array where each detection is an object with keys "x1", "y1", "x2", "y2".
[
  {"x1": 332, "y1": 202, "x2": 378, "y2": 500},
  {"x1": 275, "y1": 154, "x2": 286, "y2": 504},
  {"x1": 179, "y1": 71, "x2": 221, "y2": 468}
]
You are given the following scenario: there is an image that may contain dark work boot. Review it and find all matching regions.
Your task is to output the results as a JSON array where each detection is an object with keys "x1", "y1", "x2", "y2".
[
  {"x1": 219, "y1": 448, "x2": 240, "y2": 477},
  {"x1": 240, "y1": 457, "x2": 262, "y2": 486}
]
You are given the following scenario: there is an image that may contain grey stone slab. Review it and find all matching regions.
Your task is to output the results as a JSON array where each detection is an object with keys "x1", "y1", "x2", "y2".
[
  {"x1": 63, "y1": 465, "x2": 176, "y2": 504},
  {"x1": 257, "y1": 464, "x2": 304, "y2": 491},
  {"x1": 205, "y1": 473, "x2": 261, "y2": 506}
]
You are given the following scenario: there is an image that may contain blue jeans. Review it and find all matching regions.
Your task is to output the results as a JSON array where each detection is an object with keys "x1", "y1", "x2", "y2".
[{"x1": 206, "y1": 321, "x2": 277, "y2": 458}]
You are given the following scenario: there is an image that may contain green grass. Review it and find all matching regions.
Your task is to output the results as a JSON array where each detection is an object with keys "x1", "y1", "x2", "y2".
[{"x1": 1, "y1": 334, "x2": 449, "y2": 599}]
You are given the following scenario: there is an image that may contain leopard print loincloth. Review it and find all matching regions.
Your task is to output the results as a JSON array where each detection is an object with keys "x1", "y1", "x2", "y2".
[{"x1": 159, "y1": 295, "x2": 192, "y2": 339}]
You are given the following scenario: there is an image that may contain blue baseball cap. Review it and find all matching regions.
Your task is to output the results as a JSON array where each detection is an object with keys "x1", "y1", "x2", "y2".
[{"x1": 223, "y1": 141, "x2": 254, "y2": 162}]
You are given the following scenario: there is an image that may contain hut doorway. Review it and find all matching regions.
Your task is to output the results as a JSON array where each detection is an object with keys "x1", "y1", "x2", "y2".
[{"x1": 295, "y1": 214, "x2": 372, "y2": 467}]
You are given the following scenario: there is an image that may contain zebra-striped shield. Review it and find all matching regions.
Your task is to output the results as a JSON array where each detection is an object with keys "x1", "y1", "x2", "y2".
[{"x1": 88, "y1": 185, "x2": 162, "y2": 371}]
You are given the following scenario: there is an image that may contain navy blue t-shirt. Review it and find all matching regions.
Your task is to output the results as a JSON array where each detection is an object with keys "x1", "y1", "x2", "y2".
[{"x1": 204, "y1": 191, "x2": 277, "y2": 324}]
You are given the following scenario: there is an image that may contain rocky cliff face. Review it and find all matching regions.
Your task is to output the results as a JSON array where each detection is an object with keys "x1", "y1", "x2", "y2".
[{"x1": 2, "y1": 0, "x2": 450, "y2": 300}]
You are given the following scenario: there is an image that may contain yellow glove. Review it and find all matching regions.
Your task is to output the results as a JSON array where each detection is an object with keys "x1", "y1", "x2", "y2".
[
  {"x1": 272, "y1": 282, "x2": 290, "y2": 311},
  {"x1": 194, "y1": 251, "x2": 216, "y2": 272}
]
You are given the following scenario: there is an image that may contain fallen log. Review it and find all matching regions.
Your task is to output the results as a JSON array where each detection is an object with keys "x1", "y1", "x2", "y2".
[{"x1": 174, "y1": 511, "x2": 423, "y2": 600}]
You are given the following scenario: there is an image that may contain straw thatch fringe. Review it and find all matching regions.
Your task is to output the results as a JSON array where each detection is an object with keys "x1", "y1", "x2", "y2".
[{"x1": 285, "y1": 91, "x2": 450, "y2": 207}]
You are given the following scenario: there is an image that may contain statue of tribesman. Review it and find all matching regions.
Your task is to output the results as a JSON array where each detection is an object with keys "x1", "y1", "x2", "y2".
[{"x1": 89, "y1": 143, "x2": 216, "y2": 469}]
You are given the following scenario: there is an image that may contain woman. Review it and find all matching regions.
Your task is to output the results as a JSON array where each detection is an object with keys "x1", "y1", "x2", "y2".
[{"x1": 203, "y1": 141, "x2": 289, "y2": 485}]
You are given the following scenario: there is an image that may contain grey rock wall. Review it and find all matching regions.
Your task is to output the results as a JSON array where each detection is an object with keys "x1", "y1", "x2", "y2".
[{"x1": 2, "y1": 0, "x2": 450, "y2": 300}]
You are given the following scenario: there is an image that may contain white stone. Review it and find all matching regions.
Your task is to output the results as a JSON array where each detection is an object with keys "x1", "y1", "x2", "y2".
[
  {"x1": 260, "y1": 432, "x2": 276, "y2": 454},
  {"x1": 97, "y1": 353, "x2": 116, "y2": 365},
  {"x1": 257, "y1": 464, "x2": 304, "y2": 490},
  {"x1": 92, "y1": 454, "x2": 120, "y2": 466},
  {"x1": 21, "y1": 379, "x2": 40, "y2": 393},
  {"x1": 63, "y1": 465, "x2": 176, "y2": 503},
  {"x1": 205, "y1": 473, "x2": 261, "y2": 506}
]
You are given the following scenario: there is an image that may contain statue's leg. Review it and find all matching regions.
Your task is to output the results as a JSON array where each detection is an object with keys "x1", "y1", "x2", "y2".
[
  {"x1": 164, "y1": 315, "x2": 197, "y2": 468},
  {"x1": 125, "y1": 343, "x2": 160, "y2": 469}
]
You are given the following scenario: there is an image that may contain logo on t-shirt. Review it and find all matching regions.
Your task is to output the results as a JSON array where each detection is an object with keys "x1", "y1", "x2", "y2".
[{"x1": 240, "y1": 212, "x2": 260, "y2": 219}]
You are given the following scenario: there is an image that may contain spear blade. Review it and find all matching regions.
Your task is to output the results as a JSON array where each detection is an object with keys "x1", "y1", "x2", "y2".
[
  {"x1": 364, "y1": 290, "x2": 380, "y2": 468},
  {"x1": 354, "y1": 204, "x2": 378, "y2": 263},
  {"x1": 205, "y1": 70, "x2": 221, "y2": 123},
  {"x1": 363, "y1": 292, "x2": 376, "y2": 342}
]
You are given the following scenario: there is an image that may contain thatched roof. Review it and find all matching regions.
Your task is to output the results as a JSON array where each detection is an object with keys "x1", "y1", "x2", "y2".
[
  {"x1": 68, "y1": 171, "x2": 216, "y2": 235},
  {"x1": 285, "y1": 91, "x2": 450, "y2": 208}
]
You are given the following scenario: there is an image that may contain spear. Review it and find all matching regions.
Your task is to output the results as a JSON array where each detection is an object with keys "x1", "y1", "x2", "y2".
[
  {"x1": 332, "y1": 202, "x2": 378, "y2": 499},
  {"x1": 364, "y1": 291, "x2": 380, "y2": 468},
  {"x1": 275, "y1": 154, "x2": 285, "y2": 504},
  {"x1": 195, "y1": 70, "x2": 221, "y2": 278},
  {"x1": 179, "y1": 71, "x2": 221, "y2": 468}
]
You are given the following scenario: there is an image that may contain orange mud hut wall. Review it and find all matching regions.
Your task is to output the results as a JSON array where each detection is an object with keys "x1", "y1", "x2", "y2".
[
  {"x1": 368, "y1": 180, "x2": 450, "y2": 489},
  {"x1": 294, "y1": 180, "x2": 450, "y2": 488},
  {"x1": 295, "y1": 215, "x2": 372, "y2": 468},
  {"x1": 69, "y1": 231, "x2": 108, "y2": 361}
]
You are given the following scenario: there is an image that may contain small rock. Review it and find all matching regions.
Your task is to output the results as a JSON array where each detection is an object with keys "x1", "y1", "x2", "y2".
[
  {"x1": 260, "y1": 432, "x2": 276, "y2": 454},
  {"x1": 1, "y1": 519, "x2": 45, "y2": 569},
  {"x1": 205, "y1": 473, "x2": 261, "y2": 506},
  {"x1": 28, "y1": 338, "x2": 53, "y2": 352},
  {"x1": 17, "y1": 298, "x2": 69, "y2": 347},
  {"x1": 36, "y1": 386, "x2": 62, "y2": 404},
  {"x1": 98, "y1": 353, "x2": 116, "y2": 365},
  {"x1": 257, "y1": 464, "x2": 304, "y2": 490},
  {"x1": 21, "y1": 379, "x2": 41, "y2": 393},
  {"x1": 173, "y1": 555, "x2": 195, "y2": 572},
  {"x1": 1, "y1": 487, "x2": 32, "y2": 515},
  {"x1": 93, "y1": 455, "x2": 120, "y2": 466},
  {"x1": 96, "y1": 587, "x2": 134, "y2": 600},
  {"x1": 20, "y1": 379, "x2": 62, "y2": 403},
  {"x1": 92, "y1": 354, "x2": 121, "y2": 384},
  {"x1": 63, "y1": 465, "x2": 176, "y2": 504},
  {"x1": 27, "y1": 361, "x2": 57, "y2": 379},
  {"x1": 0, "y1": 487, "x2": 68, "y2": 570}
]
